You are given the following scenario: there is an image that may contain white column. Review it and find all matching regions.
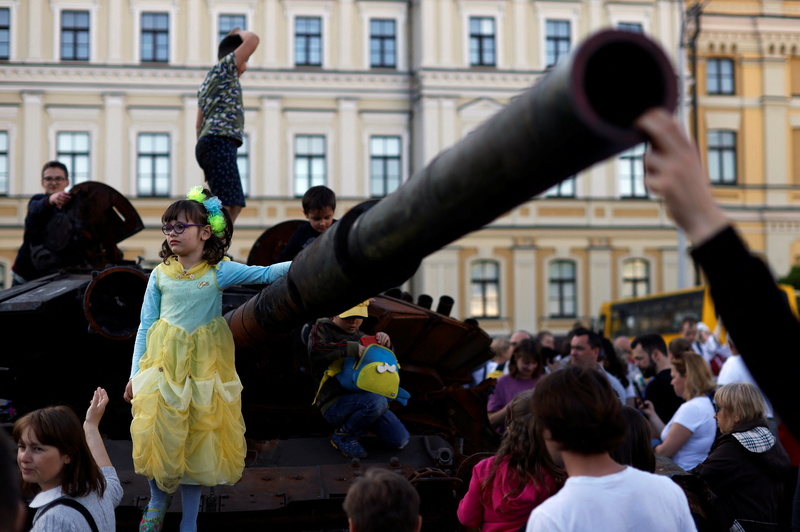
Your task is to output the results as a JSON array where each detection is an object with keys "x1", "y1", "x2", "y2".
[
  {"x1": 185, "y1": 0, "x2": 202, "y2": 66},
  {"x1": 417, "y1": 0, "x2": 437, "y2": 66},
  {"x1": 440, "y1": 97, "x2": 457, "y2": 150},
  {"x1": 27, "y1": 0, "x2": 43, "y2": 61},
  {"x1": 183, "y1": 96, "x2": 199, "y2": 194},
  {"x1": 263, "y1": 0, "x2": 279, "y2": 67},
  {"x1": 438, "y1": 0, "x2": 452, "y2": 66},
  {"x1": 103, "y1": 94, "x2": 125, "y2": 191},
  {"x1": 22, "y1": 92, "x2": 44, "y2": 193},
  {"x1": 420, "y1": 247, "x2": 461, "y2": 317},
  {"x1": 107, "y1": 0, "x2": 123, "y2": 62},
  {"x1": 587, "y1": 244, "x2": 612, "y2": 324},
  {"x1": 417, "y1": 97, "x2": 440, "y2": 169},
  {"x1": 338, "y1": 0, "x2": 354, "y2": 69},
  {"x1": 511, "y1": 244, "x2": 537, "y2": 333},
  {"x1": 512, "y1": 0, "x2": 528, "y2": 69},
  {"x1": 260, "y1": 96, "x2": 282, "y2": 196},
  {"x1": 337, "y1": 98, "x2": 358, "y2": 196}
]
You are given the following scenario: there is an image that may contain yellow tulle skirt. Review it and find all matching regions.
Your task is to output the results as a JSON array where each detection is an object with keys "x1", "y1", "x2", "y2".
[{"x1": 130, "y1": 316, "x2": 246, "y2": 494}]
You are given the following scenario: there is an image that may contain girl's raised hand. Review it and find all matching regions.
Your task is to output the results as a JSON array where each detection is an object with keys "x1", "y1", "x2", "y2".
[{"x1": 85, "y1": 387, "x2": 109, "y2": 427}]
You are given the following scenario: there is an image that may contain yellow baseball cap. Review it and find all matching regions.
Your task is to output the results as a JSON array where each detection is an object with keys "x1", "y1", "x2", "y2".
[{"x1": 339, "y1": 300, "x2": 370, "y2": 319}]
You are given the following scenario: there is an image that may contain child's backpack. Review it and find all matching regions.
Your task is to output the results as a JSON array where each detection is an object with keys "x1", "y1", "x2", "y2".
[{"x1": 315, "y1": 345, "x2": 410, "y2": 406}]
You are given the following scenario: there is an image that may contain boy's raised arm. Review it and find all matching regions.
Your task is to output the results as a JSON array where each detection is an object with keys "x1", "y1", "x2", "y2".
[{"x1": 231, "y1": 28, "x2": 260, "y2": 72}]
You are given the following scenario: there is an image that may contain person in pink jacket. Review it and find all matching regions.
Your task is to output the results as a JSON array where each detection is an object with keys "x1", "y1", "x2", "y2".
[{"x1": 458, "y1": 389, "x2": 565, "y2": 532}]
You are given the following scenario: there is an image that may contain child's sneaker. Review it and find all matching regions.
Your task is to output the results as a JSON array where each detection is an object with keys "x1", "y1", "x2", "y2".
[{"x1": 331, "y1": 430, "x2": 367, "y2": 459}]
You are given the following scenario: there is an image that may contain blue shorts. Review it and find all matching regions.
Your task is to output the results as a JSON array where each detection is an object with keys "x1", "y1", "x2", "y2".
[{"x1": 195, "y1": 135, "x2": 245, "y2": 207}]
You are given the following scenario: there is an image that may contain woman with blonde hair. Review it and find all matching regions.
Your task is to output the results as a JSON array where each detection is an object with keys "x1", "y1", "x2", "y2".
[
  {"x1": 642, "y1": 352, "x2": 717, "y2": 470},
  {"x1": 693, "y1": 382, "x2": 791, "y2": 531}
]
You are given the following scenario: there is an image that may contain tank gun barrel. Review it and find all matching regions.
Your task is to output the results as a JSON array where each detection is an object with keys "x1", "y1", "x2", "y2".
[{"x1": 227, "y1": 29, "x2": 677, "y2": 347}]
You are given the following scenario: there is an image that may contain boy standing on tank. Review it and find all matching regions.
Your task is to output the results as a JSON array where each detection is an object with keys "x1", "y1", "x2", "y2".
[
  {"x1": 278, "y1": 185, "x2": 337, "y2": 261},
  {"x1": 196, "y1": 27, "x2": 259, "y2": 224}
]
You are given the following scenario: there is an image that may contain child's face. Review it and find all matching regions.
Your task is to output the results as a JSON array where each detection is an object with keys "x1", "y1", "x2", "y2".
[{"x1": 305, "y1": 207, "x2": 334, "y2": 234}]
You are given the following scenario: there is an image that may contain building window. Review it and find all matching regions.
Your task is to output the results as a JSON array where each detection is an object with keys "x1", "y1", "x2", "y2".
[
  {"x1": 470, "y1": 260, "x2": 500, "y2": 318},
  {"x1": 545, "y1": 20, "x2": 570, "y2": 68},
  {"x1": 622, "y1": 258, "x2": 650, "y2": 298},
  {"x1": 548, "y1": 260, "x2": 576, "y2": 318},
  {"x1": 0, "y1": 131, "x2": 8, "y2": 194},
  {"x1": 238, "y1": 133, "x2": 250, "y2": 197},
  {"x1": 707, "y1": 130, "x2": 737, "y2": 184},
  {"x1": 219, "y1": 14, "x2": 246, "y2": 42},
  {"x1": 61, "y1": 11, "x2": 90, "y2": 61},
  {"x1": 543, "y1": 176, "x2": 575, "y2": 197},
  {"x1": 469, "y1": 17, "x2": 496, "y2": 67},
  {"x1": 141, "y1": 13, "x2": 169, "y2": 63},
  {"x1": 370, "y1": 136, "x2": 401, "y2": 197},
  {"x1": 618, "y1": 143, "x2": 647, "y2": 198},
  {"x1": 56, "y1": 132, "x2": 90, "y2": 184},
  {"x1": 294, "y1": 134, "x2": 326, "y2": 196},
  {"x1": 0, "y1": 8, "x2": 9, "y2": 60},
  {"x1": 370, "y1": 19, "x2": 396, "y2": 68},
  {"x1": 137, "y1": 133, "x2": 170, "y2": 196},
  {"x1": 707, "y1": 58, "x2": 734, "y2": 95},
  {"x1": 617, "y1": 22, "x2": 643, "y2": 33},
  {"x1": 295, "y1": 17, "x2": 322, "y2": 67}
]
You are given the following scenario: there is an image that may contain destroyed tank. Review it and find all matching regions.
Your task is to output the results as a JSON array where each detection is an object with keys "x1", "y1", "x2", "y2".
[{"x1": 0, "y1": 29, "x2": 678, "y2": 530}]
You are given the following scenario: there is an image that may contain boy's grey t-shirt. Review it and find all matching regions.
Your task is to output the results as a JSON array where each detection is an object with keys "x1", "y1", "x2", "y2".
[
  {"x1": 30, "y1": 466, "x2": 123, "y2": 532},
  {"x1": 197, "y1": 52, "x2": 243, "y2": 144}
]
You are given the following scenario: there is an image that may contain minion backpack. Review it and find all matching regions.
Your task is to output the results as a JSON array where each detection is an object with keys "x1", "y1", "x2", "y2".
[{"x1": 315, "y1": 345, "x2": 410, "y2": 406}]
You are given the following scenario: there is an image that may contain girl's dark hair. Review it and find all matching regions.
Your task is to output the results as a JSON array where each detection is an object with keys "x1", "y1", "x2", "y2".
[
  {"x1": 12, "y1": 406, "x2": 106, "y2": 498},
  {"x1": 611, "y1": 405, "x2": 656, "y2": 473},
  {"x1": 482, "y1": 389, "x2": 566, "y2": 500},
  {"x1": 600, "y1": 336, "x2": 629, "y2": 388},
  {"x1": 508, "y1": 338, "x2": 545, "y2": 379},
  {"x1": 160, "y1": 188, "x2": 233, "y2": 264}
]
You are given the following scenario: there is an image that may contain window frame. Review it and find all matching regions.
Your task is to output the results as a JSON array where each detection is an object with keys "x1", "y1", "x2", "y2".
[
  {"x1": 294, "y1": 16, "x2": 323, "y2": 67},
  {"x1": 548, "y1": 259, "x2": 577, "y2": 319},
  {"x1": 469, "y1": 260, "x2": 501, "y2": 319},
  {"x1": 618, "y1": 143, "x2": 647, "y2": 198},
  {"x1": 218, "y1": 13, "x2": 247, "y2": 43},
  {"x1": 369, "y1": 18, "x2": 397, "y2": 69},
  {"x1": 707, "y1": 57, "x2": 735, "y2": 96},
  {"x1": 543, "y1": 176, "x2": 576, "y2": 198},
  {"x1": 369, "y1": 135, "x2": 402, "y2": 197},
  {"x1": 56, "y1": 131, "x2": 91, "y2": 185},
  {"x1": 237, "y1": 132, "x2": 250, "y2": 197},
  {"x1": 136, "y1": 132, "x2": 171, "y2": 197},
  {"x1": 707, "y1": 129, "x2": 738, "y2": 185},
  {"x1": 140, "y1": 12, "x2": 170, "y2": 63},
  {"x1": 0, "y1": 7, "x2": 11, "y2": 60},
  {"x1": 60, "y1": 10, "x2": 90, "y2": 61},
  {"x1": 0, "y1": 130, "x2": 8, "y2": 195},
  {"x1": 622, "y1": 258, "x2": 651, "y2": 298},
  {"x1": 544, "y1": 19, "x2": 571, "y2": 68},
  {"x1": 469, "y1": 16, "x2": 496, "y2": 67},
  {"x1": 293, "y1": 134, "x2": 327, "y2": 196}
]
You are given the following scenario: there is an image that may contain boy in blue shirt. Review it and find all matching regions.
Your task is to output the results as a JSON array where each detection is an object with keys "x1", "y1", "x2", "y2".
[
  {"x1": 196, "y1": 27, "x2": 259, "y2": 223},
  {"x1": 278, "y1": 185, "x2": 337, "y2": 261}
]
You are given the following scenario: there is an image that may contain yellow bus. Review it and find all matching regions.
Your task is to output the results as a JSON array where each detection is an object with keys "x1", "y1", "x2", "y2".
[{"x1": 596, "y1": 284, "x2": 799, "y2": 343}]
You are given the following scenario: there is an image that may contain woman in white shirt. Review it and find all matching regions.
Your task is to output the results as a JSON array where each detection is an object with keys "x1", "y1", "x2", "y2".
[
  {"x1": 642, "y1": 352, "x2": 717, "y2": 471},
  {"x1": 13, "y1": 388, "x2": 123, "y2": 532}
]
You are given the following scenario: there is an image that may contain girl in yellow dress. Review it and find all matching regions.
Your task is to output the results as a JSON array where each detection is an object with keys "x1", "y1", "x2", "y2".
[{"x1": 123, "y1": 187, "x2": 290, "y2": 532}]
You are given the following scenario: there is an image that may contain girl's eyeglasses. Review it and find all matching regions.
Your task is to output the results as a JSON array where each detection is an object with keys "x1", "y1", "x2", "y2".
[{"x1": 162, "y1": 223, "x2": 205, "y2": 235}]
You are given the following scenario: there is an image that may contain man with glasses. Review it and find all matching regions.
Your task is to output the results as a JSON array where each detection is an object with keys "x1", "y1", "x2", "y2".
[{"x1": 11, "y1": 161, "x2": 78, "y2": 285}]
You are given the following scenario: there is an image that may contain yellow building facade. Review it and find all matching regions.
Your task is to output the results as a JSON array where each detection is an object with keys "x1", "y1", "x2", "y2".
[{"x1": 0, "y1": 0, "x2": 794, "y2": 337}]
